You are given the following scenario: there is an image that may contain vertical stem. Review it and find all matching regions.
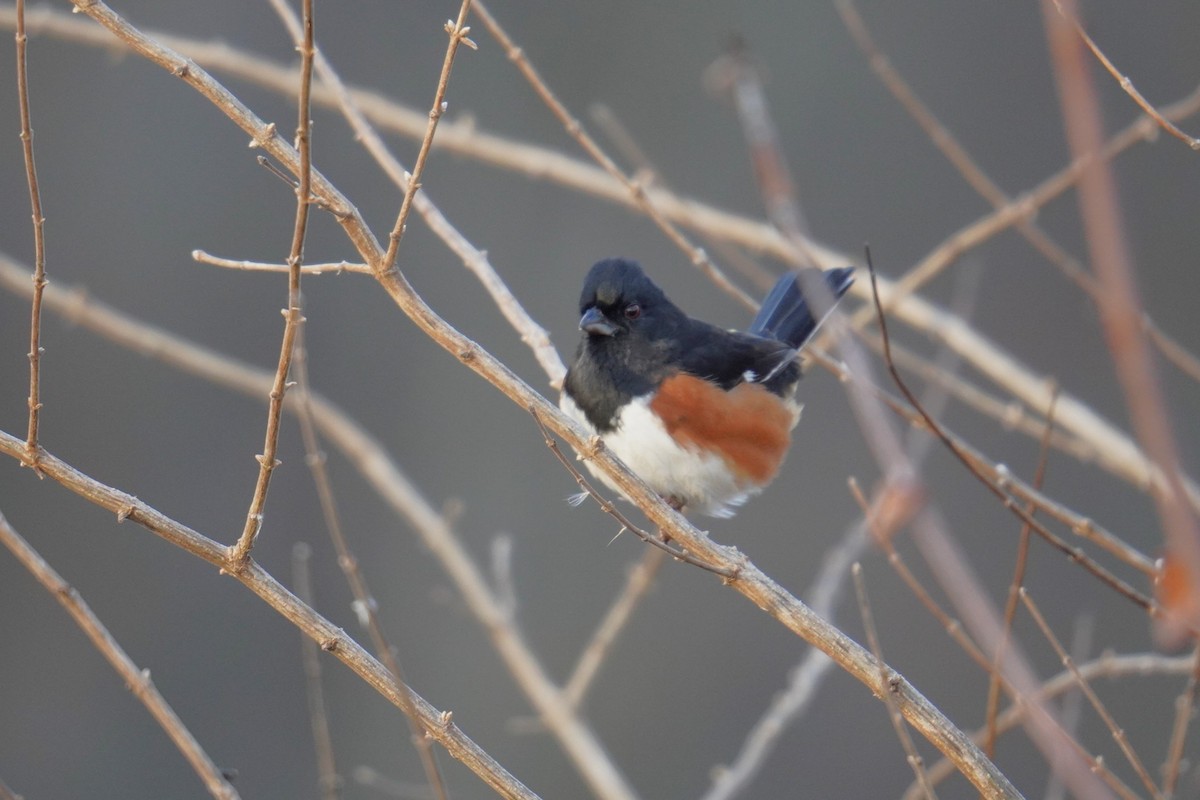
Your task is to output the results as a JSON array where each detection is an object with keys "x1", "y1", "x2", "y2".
[{"x1": 16, "y1": 0, "x2": 48, "y2": 466}]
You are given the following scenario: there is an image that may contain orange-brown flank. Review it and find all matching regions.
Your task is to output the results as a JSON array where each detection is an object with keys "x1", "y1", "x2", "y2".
[{"x1": 649, "y1": 373, "x2": 794, "y2": 485}]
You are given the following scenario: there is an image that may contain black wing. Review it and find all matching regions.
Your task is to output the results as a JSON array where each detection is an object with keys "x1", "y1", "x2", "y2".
[{"x1": 675, "y1": 321, "x2": 797, "y2": 392}]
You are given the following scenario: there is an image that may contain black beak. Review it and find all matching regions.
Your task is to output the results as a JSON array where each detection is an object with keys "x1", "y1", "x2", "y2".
[{"x1": 579, "y1": 307, "x2": 618, "y2": 336}]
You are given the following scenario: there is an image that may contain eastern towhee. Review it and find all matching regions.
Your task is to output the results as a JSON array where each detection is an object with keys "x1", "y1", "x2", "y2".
[{"x1": 561, "y1": 258, "x2": 854, "y2": 517}]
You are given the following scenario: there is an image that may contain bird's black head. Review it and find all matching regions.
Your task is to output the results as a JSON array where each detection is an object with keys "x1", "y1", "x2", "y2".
[{"x1": 576, "y1": 258, "x2": 675, "y2": 339}]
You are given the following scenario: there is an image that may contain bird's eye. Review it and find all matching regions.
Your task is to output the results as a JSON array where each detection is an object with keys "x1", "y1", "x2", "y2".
[{"x1": 624, "y1": 303, "x2": 641, "y2": 320}]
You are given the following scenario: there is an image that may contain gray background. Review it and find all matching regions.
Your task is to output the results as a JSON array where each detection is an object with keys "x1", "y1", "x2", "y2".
[{"x1": 2, "y1": 2, "x2": 1199, "y2": 798}]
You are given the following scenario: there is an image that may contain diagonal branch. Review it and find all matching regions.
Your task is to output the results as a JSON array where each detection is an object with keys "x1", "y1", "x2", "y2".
[
  {"x1": 0, "y1": 510, "x2": 240, "y2": 800},
  {"x1": 0, "y1": 431, "x2": 541, "y2": 800}
]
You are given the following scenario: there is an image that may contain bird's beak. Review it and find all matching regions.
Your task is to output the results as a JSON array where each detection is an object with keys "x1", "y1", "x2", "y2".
[{"x1": 579, "y1": 307, "x2": 618, "y2": 337}]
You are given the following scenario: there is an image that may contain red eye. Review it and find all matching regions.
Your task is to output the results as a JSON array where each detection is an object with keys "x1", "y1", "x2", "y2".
[{"x1": 624, "y1": 303, "x2": 641, "y2": 320}]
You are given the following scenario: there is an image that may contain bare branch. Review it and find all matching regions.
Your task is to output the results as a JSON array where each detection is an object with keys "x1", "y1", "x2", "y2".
[
  {"x1": 15, "y1": 0, "x2": 47, "y2": 468},
  {"x1": 1042, "y1": 0, "x2": 1200, "y2": 641},
  {"x1": 471, "y1": 0, "x2": 758, "y2": 311},
  {"x1": 378, "y1": 0, "x2": 475, "y2": 275},
  {"x1": 292, "y1": 543, "x2": 343, "y2": 800},
  {"x1": 852, "y1": 563, "x2": 937, "y2": 799},
  {"x1": 1051, "y1": 0, "x2": 1200, "y2": 150},
  {"x1": 1021, "y1": 589, "x2": 1163, "y2": 798},
  {"x1": 0, "y1": 510, "x2": 240, "y2": 800},
  {"x1": 1161, "y1": 644, "x2": 1200, "y2": 796},
  {"x1": 228, "y1": 0, "x2": 316, "y2": 568},
  {"x1": 0, "y1": 432, "x2": 541, "y2": 800}
]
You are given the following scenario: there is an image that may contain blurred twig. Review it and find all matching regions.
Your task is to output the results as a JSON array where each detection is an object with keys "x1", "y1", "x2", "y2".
[
  {"x1": 1022, "y1": 589, "x2": 1163, "y2": 798},
  {"x1": 985, "y1": 391, "x2": 1058, "y2": 757},
  {"x1": 292, "y1": 543, "x2": 343, "y2": 800},
  {"x1": 852, "y1": 563, "x2": 937, "y2": 799},
  {"x1": 5, "y1": 6, "x2": 1193, "y2": 501},
  {"x1": 0, "y1": 432, "x2": 541, "y2": 800},
  {"x1": 1050, "y1": 0, "x2": 1200, "y2": 150},
  {"x1": 471, "y1": 0, "x2": 758, "y2": 311},
  {"x1": 907, "y1": 652, "x2": 1196, "y2": 799},
  {"x1": 0, "y1": 510, "x2": 240, "y2": 800},
  {"x1": 1042, "y1": 0, "x2": 1200, "y2": 642},
  {"x1": 1161, "y1": 644, "x2": 1200, "y2": 797}
]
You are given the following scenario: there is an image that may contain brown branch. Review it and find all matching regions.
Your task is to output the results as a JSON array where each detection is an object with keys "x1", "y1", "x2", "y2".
[
  {"x1": 1051, "y1": 0, "x2": 1200, "y2": 151},
  {"x1": 986, "y1": 391, "x2": 1059, "y2": 756},
  {"x1": 1021, "y1": 589, "x2": 1163, "y2": 799},
  {"x1": 292, "y1": 543, "x2": 342, "y2": 800},
  {"x1": 1160, "y1": 644, "x2": 1200, "y2": 797},
  {"x1": 471, "y1": 0, "x2": 758, "y2": 311},
  {"x1": 0, "y1": 255, "x2": 633, "y2": 800},
  {"x1": 852, "y1": 563, "x2": 938, "y2": 799},
  {"x1": 266, "y1": 0, "x2": 566, "y2": 387},
  {"x1": 530, "y1": 409, "x2": 735, "y2": 577},
  {"x1": 907, "y1": 652, "x2": 1195, "y2": 800},
  {"x1": 1042, "y1": 0, "x2": 1200, "y2": 641},
  {"x1": 15, "y1": 0, "x2": 47, "y2": 468},
  {"x1": 378, "y1": 0, "x2": 475, "y2": 275},
  {"x1": 287, "y1": 327, "x2": 449, "y2": 800},
  {"x1": 8, "y1": 6, "x2": 1194, "y2": 503},
  {"x1": 193, "y1": 250, "x2": 364, "y2": 275},
  {"x1": 866, "y1": 256, "x2": 1157, "y2": 615},
  {"x1": 227, "y1": 0, "x2": 311, "y2": 567},
  {"x1": 0, "y1": 510, "x2": 240, "y2": 800},
  {"x1": 0, "y1": 431, "x2": 541, "y2": 800}
]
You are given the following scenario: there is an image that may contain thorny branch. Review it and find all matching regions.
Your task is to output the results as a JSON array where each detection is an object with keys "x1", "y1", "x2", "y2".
[{"x1": 15, "y1": 0, "x2": 47, "y2": 468}]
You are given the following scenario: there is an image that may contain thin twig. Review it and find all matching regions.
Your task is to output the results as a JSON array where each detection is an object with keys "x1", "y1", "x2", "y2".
[
  {"x1": 264, "y1": 0, "x2": 565, "y2": 386},
  {"x1": 529, "y1": 408, "x2": 736, "y2": 578},
  {"x1": 378, "y1": 0, "x2": 475, "y2": 276},
  {"x1": 1021, "y1": 588, "x2": 1165, "y2": 799},
  {"x1": 471, "y1": 0, "x2": 758, "y2": 311},
  {"x1": 866, "y1": 254, "x2": 1158, "y2": 616},
  {"x1": 5, "y1": 7, "x2": 1036, "y2": 790},
  {"x1": 288, "y1": 325, "x2": 450, "y2": 800},
  {"x1": 0, "y1": 510, "x2": 240, "y2": 800},
  {"x1": 562, "y1": 547, "x2": 666, "y2": 710},
  {"x1": 0, "y1": 432, "x2": 541, "y2": 800},
  {"x1": 852, "y1": 563, "x2": 938, "y2": 799},
  {"x1": 15, "y1": 0, "x2": 47, "y2": 470},
  {"x1": 193, "y1": 250, "x2": 364, "y2": 275},
  {"x1": 907, "y1": 652, "x2": 1195, "y2": 800},
  {"x1": 1051, "y1": 0, "x2": 1200, "y2": 151},
  {"x1": 1042, "y1": 0, "x2": 1200, "y2": 641},
  {"x1": 1160, "y1": 643, "x2": 1200, "y2": 797},
  {"x1": 228, "y1": 0, "x2": 315, "y2": 568},
  {"x1": 986, "y1": 390, "x2": 1059, "y2": 756},
  {"x1": 1044, "y1": 616, "x2": 1095, "y2": 800},
  {"x1": 701, "y1": 524, "x2": 870, "y2": 800},
  {"x1": 0, "y1": 255, "x2": 630, "y2": 800},
  {"x1": 292, "y1": 543, "x2": 342, "y2": 800},
  {"x1": 10, "y1": 6, "x2": 1197, "y2": 498}
]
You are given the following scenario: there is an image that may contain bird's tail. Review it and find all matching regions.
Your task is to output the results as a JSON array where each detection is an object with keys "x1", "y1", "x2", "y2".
[{"x1": 749, "y1": 267, "x2": 855, "y2": 349}]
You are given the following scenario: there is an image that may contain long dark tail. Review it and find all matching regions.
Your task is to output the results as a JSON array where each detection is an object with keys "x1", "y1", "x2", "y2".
[{"x1": 749, "y1": 267, "x2": 855, "y2": 348}]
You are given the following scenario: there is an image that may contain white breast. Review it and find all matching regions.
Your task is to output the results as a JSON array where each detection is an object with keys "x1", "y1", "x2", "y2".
[{"x1": 559, "y1": 392, "x2": 755, "y2": 517}]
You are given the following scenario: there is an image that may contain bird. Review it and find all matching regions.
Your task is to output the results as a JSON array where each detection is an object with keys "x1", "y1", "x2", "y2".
[{"x1": 561, "y1": 257, "x2": 855, "y2": 518}]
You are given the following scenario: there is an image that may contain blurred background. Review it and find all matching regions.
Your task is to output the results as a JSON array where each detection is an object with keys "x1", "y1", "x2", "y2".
[{"x1": 2, "y1": 1, "x2": 1199, "y2": 798}]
